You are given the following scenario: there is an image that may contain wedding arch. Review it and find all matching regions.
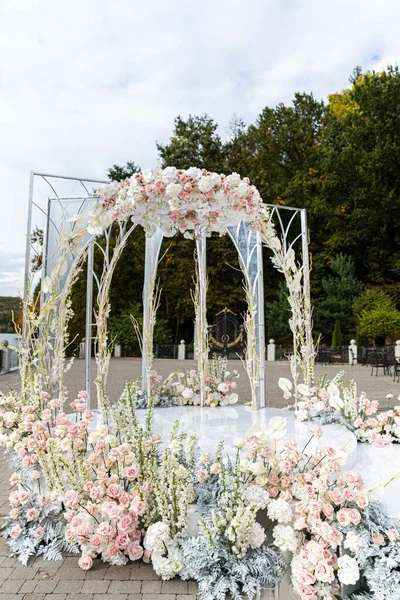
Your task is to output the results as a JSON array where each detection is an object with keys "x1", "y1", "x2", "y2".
[{"x1": 24, "y1": 168, "x2": 314, "y2": 410}]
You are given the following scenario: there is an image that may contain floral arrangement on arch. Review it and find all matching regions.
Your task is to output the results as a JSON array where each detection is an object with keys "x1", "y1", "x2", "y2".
[
  {"x1": 171, "y1": 356, "x2": 240, "y2": 407},
  {"x1": 279, "y1": 375, "x2": 400, "y2": 447},
  {"x1": 89, "y1": 168, "x2": 266, "y2": 239}
]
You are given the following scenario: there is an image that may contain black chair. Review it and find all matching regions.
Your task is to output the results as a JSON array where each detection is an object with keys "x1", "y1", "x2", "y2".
[
  {"x1": 371, "y1": 351, "x2": 389, "y2": 376},
  {"x1": 394, "y1": 358, "x2": 400, "y2": 383}
]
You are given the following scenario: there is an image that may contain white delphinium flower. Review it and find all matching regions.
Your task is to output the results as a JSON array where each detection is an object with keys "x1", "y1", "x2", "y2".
[
  {"x1": 337, "y1": 555, "x2": 360, "y2": 585},
  {"x1": 267, "y1": 498, "x2": 293, "y2": 524},
  {"x1": 242, "y1": 485, "x2": 270, "y2": 510},
  {"x1": 273, "y1": 524, "x2": 298, "y2": 552},
  {"x1": 144, "y1": 522, "x2": 170, "y2": 551}
]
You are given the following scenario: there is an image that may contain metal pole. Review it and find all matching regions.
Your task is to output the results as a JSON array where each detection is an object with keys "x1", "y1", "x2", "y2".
[
  {"x1": 85, "y1": 240, "x2": 94, "y2": 408},
  {"x1": 256, "y1": 231, "x2": 266, "y2": 409},
  {"x1": 22, "y1": 171, "x2": 35, "y2": 341},
  {"x1": 300, "y1": 208, "x2": 314, "y2": 385},
  {"x1": 39, "y1": 198, "x2": 51, "y2": 311},
  {"x1": 195, "y1": 232, "x2": 207, "y2": 407}
]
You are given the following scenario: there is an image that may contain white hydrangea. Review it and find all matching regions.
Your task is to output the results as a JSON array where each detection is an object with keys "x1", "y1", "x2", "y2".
[
  {"x1": 226, "y1": 172, "x2": 241, "y2": 187},
  {"x1": 267, "y1": 498, "x2": 293, "y2": 524},
  {"x1": 273, "y1": 524, "x2": 298, "y2": 552},
  {"x1": 337, "y1": 555, "x2": 360, "y2": 586},
  {"x1": 144, "y1": 522, "x2": 170, "y2": 551},
  {"x1": 151, "y1": 547, "x2": 182, "y2": 579},
  {"x1": 243, "y1": 485, "x2": 270, "y2": 510},
  {"x1": 249, "y1": 522, "x2": 266, "y2": 549}
]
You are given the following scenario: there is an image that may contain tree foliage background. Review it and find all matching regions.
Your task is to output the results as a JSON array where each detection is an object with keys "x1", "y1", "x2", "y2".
[{"x1": 66, "y1": 67, "x2": 400, "y2": 349}]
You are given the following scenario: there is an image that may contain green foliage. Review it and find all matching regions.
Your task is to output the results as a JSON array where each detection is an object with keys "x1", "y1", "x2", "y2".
[
  {"x1": 331, "y1": 319, "x2": 343, "y2": 348},
  {"x1": 0, "y1": 297, "x2": 21, "y2": 333},
  {"x1": 157, "y1": 115, "x2": 226, "y2": 171},
  {"x1": 108, "y1": 301, "x2": 171, "y2": 355},
  {"x1": 107, "y1": 161, "x2": 141, "y2": 181},
  {"x1": 357, "y1": 307, "x2": 400, "y2": 345},
  {"x1": 353, "y1": 288, "x2": 395, "y2": 319},
  {"x1": 314, "y1": 254, "x2": 362, "y2": 342},
  {"x1": 265, "y1": 282, "x2": 292, "y2": 344}
]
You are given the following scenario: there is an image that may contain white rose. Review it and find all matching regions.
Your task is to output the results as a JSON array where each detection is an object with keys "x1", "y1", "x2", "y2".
[
  {"x1": 217, "y1": 382, "x2": 229, "y2": 394},
  {"x1": 228, "y1": 393, "x2": 239, "y2": 404},
  {"x1": 181, "y1": 388, "x2": 194, "y2": 399},
  {"x1": 226, "y1": 173, "x2": 241, "y2": 187}
]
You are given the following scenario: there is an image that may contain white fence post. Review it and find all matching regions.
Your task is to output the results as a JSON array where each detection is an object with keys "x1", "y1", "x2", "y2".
[
  {"x1": 349, "y1": 339, "x2": 357, "y2": 365},
  {"x1": 114, "y1": 344, "x2": 122, "y2": 358},
  {"x1": 178, "y1": 340, "x2": 186, "y2": 360},
  {"x1": 267, "y1": 339, "x2": 276, "y2": 362},
  {"x1": 395, "y1": 340, "x2": 400, "y2": 361},
  {"x1": 1, "y1": 341, "x2": 11, "y2": 373}
]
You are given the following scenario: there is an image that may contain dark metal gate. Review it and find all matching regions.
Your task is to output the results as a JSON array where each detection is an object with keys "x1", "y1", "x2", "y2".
[{"x1": 209, "y1": 308, "x2": 243, "y2": 357}]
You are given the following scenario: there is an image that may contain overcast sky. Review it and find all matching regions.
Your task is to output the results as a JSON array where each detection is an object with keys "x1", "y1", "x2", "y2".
[{"x1": 0, "y1": 0, "x2": 399, "y2": 297}]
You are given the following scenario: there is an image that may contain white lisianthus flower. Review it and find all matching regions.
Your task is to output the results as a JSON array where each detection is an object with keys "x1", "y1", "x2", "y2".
[
  {"x1": 166, "y1": 183, "x2": 182, "y2": 198},
  {"x1": 267, "y1": 498, "x2": 293, "y2": 524},
  {"x1": 344, "y1": 532, "x2": 361, "y2": 552},
  {"x1": 228, "y1": 393, "x2": 239, "y2": 404},
  {"x1": 226, "y1": 172, "x2": 241, "y2": 187},
  {"x1": 141, "y1": 170, "x2": 153, "y2": 183},
  {"x1": 234, "y1": 437, "x2": 245, "y2": 449},
  {"x1": 273, "y1": 524, "x2": 298, "y2": 552},
  {"x1": 337, "y1": 555, "x2": 360, "y2": 586}
]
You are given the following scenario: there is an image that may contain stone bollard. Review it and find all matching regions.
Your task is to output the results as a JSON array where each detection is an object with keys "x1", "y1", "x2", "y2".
[
  {"x1": 267, "y1": 339, "x2": 276, "y2": 362},
  {"x1": 395, "y1": 340, "x2": 400, "y2": 361},
  {"x1": 1, "y1": 341, "x2": 11, "y2": 373},
  {"x1": 349, "y1": 339, "x2": 357, "y2": 365},
  {"x1": 114, "y1": 344, "x2": 122, "y2": 358},
  {"x1": 178, "y1": 340, "x2": 186, "y2": 360}
]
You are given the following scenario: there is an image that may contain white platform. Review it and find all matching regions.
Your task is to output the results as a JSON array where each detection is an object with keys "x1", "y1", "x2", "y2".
[{"x1": 138, "y1": 405, "x2": 358, "y2": 467}]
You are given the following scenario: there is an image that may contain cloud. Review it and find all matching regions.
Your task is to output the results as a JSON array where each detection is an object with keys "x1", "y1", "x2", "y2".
[{"x1": 1, "y1": 0, "x2": 400, "y2": 295}]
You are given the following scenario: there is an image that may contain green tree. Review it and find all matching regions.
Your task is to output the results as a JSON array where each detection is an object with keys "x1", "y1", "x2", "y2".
[
  {"x1": 107, "y1": 161, "x2": 141, "y2": 181},
  {"x1": 358, "y1": 307, "x2": 400, "y2": 346},
  {"x1": 314, "y1": 254, "x2": 362, "y2": 342},
  {"x1": 265, "y1": 282, "x2": 292, "y2": 344},
  {"x1": 157, "y1": 115, "x2": 226, "y2": 171},
  {"x1": 331, "y1": 319, "x2": 343, "y2": 348}
]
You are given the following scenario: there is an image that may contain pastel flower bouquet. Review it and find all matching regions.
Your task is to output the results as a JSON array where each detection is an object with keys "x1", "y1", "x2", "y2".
[{"x1": 171, "y1": 356, "x2": 240, "y2": 407}]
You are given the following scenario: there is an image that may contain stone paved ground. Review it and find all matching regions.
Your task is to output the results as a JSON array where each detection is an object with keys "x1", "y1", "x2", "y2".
[
  {"x1": 0, "y1": 359, "x2": 399, "y2": 597},
  {"x1": 1, "y1": 358, "x2": 399, "y2": 408}
]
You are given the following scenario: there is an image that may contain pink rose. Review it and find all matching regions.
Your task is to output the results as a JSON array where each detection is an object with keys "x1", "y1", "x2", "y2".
[
  {"x1": 65, "y1": 490, "x2": 80, "y2": 508},
  {"x1": 298, "y1": 570, "x2": 315, "y2": 586},
  {"x1": 118, "y1": 515, "x2": 133, "y2": 533},
  {"x1": 107, "y1": 484, "x2": 120, "y2": 498},
  {"x1": 322, "y1": 503, "x2": 334, "y2": 519},
  {"x1": 127, "y1": 541, "x2": 143, "y2": 561},
  {"x1": 89, "y1": 534, "x2": 104, "y2": 552},
  {"x1": 116, "y1": 533, "x2": 129, "y2": 548},
  {"x1": 33, "y1": 527, "x2": 44, "y2": 539},
  {"x1": 386, "y1": 529, "x2": 399, "y2": 542},
  {"x1": 336, "y1": 509, "x2": 350, "y2": 527},
  {"x1": 10, "y1": 525, "x2": 22, "y2": 538},
  {"x1": 26, "y1": 508, "x2": 39, "y2": 522},
  {"x1": 143, "y1": 549, "x2": 152, "y2": 563},
  {"x1": 344, "y1": 488, "x2": 356, "y2": 501},
  {"x1": 372, "y1": 532, "x2": 385, "y2": 545},
  {"x1": 329, "y1": 489, "x2": 343, "y2": 505},
  {"x1": 65, "y1": 529, "x2": 76, "y2": 544},
  {"x1": 356, "y1": 494, "x2": 369, "y2": 509},
  {"x1": 197, "y1": 469, "x2": 209, "y2": 483},
  {"x1": 349, "y1": 509, "x2": 361, "y2": 525},
  {"x1": 298, "y1": 584, "x2": 314, "y2": 599},
  {"x1": 343, "y1": 471, "x2": 361, "y2": 486},
  {"x1": 315, "y1": 560, "x2": 334, "y2": 583},
  {"x1": 119, "y1": 492, "x2": 130, "y2": 507},
  {"x1": 78, "y1": 553, "x2": 93, "y2": 570},
  {"x1": 97, "y1": 522, "x2": 112, "y2": 537}
]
